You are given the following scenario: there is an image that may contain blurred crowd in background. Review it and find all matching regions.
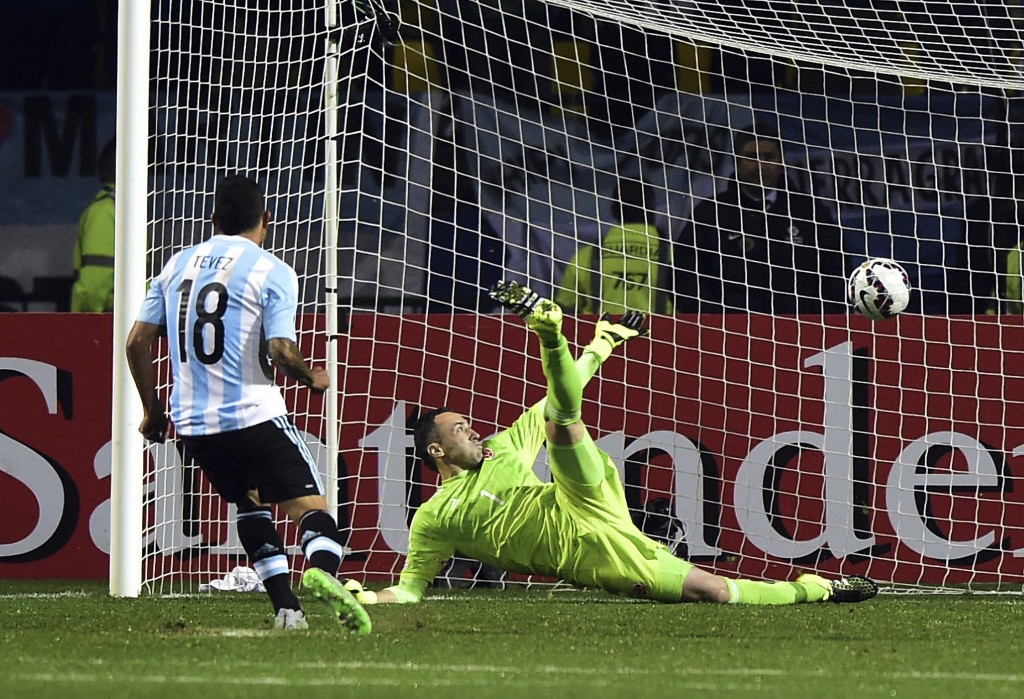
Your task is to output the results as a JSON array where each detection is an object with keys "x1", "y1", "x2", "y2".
[{"x1": 2, "y1": 0, "x2": 1023, "y2": 316}]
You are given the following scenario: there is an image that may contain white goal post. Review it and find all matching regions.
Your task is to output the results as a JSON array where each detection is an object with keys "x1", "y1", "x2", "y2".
[
  {"x1": 109, "y1": 0, "x2": 150, "y2": 598},
  {"x1": 113, "y1": 0, "x2": 1024, "y2": 596}
]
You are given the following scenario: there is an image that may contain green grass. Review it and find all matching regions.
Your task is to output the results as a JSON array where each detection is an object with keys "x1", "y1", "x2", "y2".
[{"x1": 2, "y1": 580, "x2": 1023, "y2": 698}]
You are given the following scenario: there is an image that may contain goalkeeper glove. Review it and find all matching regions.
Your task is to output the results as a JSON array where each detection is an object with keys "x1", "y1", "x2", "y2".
[
  {"x1": 343, "y1": 578, "x2": 379, "y2": 605},
  {"x1": 587, "y1": 311, "x2": 649, "y2": 361}
]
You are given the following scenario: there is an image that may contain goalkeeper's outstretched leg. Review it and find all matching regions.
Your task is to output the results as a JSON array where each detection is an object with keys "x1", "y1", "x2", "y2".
[
  {"x1": 678, "y1": 558, "x2": 878, "y2": 605},
  {"x1": 490, "y1": 280, "x2": 583, "y2": 445},
  {"x1": 489, "y1": 280, "x2": 650, "y2": 483},
  {"x1": 489, "y1": 281, "x2": 649, "y2": 446}
]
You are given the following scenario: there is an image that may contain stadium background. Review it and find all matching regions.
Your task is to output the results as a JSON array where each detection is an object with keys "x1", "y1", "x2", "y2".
[{"x1": 3, "y1": 0, "x2": 1024, "y2": 588}]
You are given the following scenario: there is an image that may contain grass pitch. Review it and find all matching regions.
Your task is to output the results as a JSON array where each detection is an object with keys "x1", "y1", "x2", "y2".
[{"x1": 2, "y1": 580, "x2": 1023, "y2": 698}]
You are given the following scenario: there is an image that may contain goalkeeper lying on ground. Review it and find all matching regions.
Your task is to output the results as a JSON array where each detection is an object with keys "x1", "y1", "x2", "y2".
[{"x1": 350, "y1": 281, "x2": 878, "y2": 606}]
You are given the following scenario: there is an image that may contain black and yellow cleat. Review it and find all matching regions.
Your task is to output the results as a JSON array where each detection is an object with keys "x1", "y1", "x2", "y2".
[
  {"x1": 827, "y1": 575, "x2": 879, "y2": 603},
  {"x1": 796, "y1": 573, "x2": 878, "y2": 603},
  {"x1": 489, "y1": 280, "x2": 563, "y2": 342},
  {"x1": 489, "y1": 280, "x2": 542, "y2": 317}
]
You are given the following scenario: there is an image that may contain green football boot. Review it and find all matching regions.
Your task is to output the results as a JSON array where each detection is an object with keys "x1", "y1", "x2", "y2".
[{"x1": 301, "y1": 568, "x2": 372, "y2": 634}]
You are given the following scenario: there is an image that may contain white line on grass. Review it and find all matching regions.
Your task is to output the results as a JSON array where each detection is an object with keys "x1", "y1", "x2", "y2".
[
  {"x1": 0, "y1": 591, "x2": 91, "y2": 599},
  {"x1": 17, "y1": 659, "x2": 1024, "y2": 687},
  {"x1": 290, "y1": 662, "x2": 1024, "y2": 684},
  {"x1": 9, "y1": 671, "x2": 765, "y2": 691},
  {"x1": 9, "y1": 663, "x2": 1024, "y2": 691}
]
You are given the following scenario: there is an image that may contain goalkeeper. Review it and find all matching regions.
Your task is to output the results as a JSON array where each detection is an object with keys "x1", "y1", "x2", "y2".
[{"x1": 352, "y1": 281, "x2": 878, "y2": 606}]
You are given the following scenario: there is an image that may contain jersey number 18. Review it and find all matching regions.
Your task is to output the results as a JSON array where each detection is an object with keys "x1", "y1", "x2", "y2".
[{"x1": 177, "y1": 280, "x2": 227, "y2": 365}]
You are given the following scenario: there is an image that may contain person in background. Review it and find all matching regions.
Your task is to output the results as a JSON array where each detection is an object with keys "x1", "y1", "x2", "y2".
[
  {"x1": 71, "y1": 138, "x2": 116, "y2": 312},
  {"x1": 1003, "y1": 237, "x2": 1024, "y2": 313},
  {"x1": 555, "y1": 178, "x2": 672, "y2": 315},
  {"x1": 959, "y1": 168, "x2": 1024, "y2": 315},
  {"x1": 674, "y1": 128, "x2": 847, "y2": 314}
]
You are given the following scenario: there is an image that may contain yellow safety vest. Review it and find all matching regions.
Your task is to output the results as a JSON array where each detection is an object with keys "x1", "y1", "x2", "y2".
[
  {"x1": 1007, "y1": 244, "x2": 1022, "y2": 314},
  {"x1": 71, "y1": 185, "x2": 115, "y2": 312},
  {"x1": 554, "y1": 223, "x2": 672, "y2": 315}
]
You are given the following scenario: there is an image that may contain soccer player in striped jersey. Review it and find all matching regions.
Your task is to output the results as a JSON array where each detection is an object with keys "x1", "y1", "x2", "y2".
[
  {"x1": 126, "y1": 175, "x2": 370, "y2": 633},
  {"x1": 345, "y1": 281, "x2": 878, "y2": 607}
]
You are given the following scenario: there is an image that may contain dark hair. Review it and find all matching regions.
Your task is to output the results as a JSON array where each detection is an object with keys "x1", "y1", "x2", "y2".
[
  {"x1": 214, "y1": 175, "x2": 265, "y2": 235},
  {"x1": 733, "y1": 127, "x2": 782, "y2": 157},
  {"x1": 98, "y1": 138, "x2": 116, "y2": 183},
  {"x1": 413, "y1": 406, "x2": 454, "y2": 473},
  {"x1": 611, "y1": 177, "x2": 652, "y2": 225}
]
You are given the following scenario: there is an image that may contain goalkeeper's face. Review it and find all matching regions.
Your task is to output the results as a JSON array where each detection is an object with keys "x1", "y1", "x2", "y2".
[{"x1": 434, "y1": 411, "x2": 485, "y2": 471}]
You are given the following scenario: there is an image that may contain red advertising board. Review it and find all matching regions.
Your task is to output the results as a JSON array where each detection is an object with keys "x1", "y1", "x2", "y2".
[
  {"x1": 1, "y1": 314, "x2": 114, "y2": 578},
  {"x1": 3, "y1": 312, "x2": 1024, "y2": 586}
]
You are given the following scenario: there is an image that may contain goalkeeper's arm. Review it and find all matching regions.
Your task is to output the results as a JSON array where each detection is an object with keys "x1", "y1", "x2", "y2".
[{"x1": 344, "y1": 578, "x2": 426, "y2": 605}]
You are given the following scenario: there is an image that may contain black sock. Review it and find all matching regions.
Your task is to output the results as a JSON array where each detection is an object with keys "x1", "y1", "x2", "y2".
[
  {"x1": 299, "y1": 509, "x2": 347, "y2": 574},
  {"x1": 236, "y1": 507, "x2": 301, "y2": 613}
]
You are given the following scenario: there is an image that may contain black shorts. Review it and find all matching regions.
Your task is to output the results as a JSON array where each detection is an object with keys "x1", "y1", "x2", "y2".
[{"x1": 178, "y1": 416, "x2": 323, "y2": 504}]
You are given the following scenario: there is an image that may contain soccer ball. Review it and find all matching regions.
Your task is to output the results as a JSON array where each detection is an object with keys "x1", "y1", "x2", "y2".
[{"x1": 847, "y1": 258, "x2": 911, "y2": 320}]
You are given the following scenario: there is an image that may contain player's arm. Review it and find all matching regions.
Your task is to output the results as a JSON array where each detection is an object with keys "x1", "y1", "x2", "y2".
[
  {"x1": 351, "y1": 579, "x2": 428, "y2": 605},
  {"x1": 267, "y1": 338, "x2": 329, "y2": 393},
  {"x1": 125, "y1": 264, "x2": 175, "y2": 443},
  {"x1": 125, "y1": 320, "x2": 169, "y2": 443},
  {"x1": 262, "y1": 263, "x2": 329, "y2": 392},
  {"x1": 584, "y1": 311, "x2": 649, "y2": 362},
  {"x1": 488, "y1": 282, "x2": 647, "y2": 390},
  {"x1": 494, "y1": 311, "x2": 650, "y2": 457}
]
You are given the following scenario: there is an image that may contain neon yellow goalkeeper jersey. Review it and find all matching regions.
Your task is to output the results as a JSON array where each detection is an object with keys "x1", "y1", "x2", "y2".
[{"x1": 398, "y1": 402, "x2": 671, "y2": 599}]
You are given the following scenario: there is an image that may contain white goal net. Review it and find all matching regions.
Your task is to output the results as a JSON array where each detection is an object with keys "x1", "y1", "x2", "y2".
[{"x1": 124, "y1": 0, "x2": 1024, "y2": 595}]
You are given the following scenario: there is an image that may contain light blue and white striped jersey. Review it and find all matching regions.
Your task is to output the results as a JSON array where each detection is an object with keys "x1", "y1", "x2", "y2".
[{"x1": 137, "y1": 234, "x2": 298, "y2": 436}]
